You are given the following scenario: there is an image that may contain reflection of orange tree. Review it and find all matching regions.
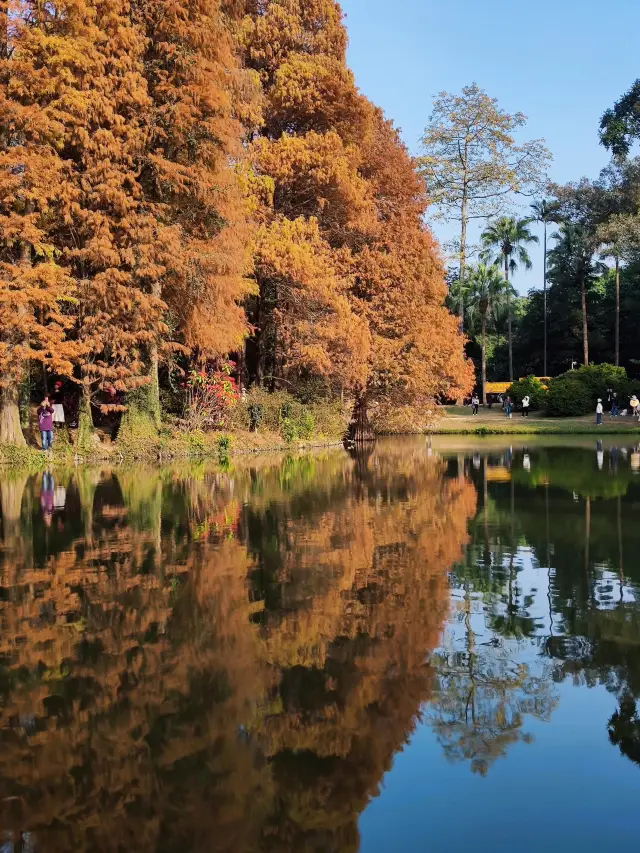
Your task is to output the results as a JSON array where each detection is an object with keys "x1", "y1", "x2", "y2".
[
  {"x1": 0, "y1": 474, "x2": 273, "y2": 852},
  {"x1": 251, "y1": 450, "x2": 476, "y2": 850},
  {"x1": 0, "y1": 453, "x2": 475, "y2": 852}
]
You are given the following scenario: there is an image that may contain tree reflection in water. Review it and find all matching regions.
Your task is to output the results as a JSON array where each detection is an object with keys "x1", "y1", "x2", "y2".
[{"x1": 0, "y1": 446, "x2": 475, "y2": 852}]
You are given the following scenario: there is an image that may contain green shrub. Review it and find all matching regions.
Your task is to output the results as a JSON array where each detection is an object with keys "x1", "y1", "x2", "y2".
[
  {"x1": 248, "y1": 402, "x2": 263, "y2": 432},
  {"x1": 568, "y1": 364, "x2": 627, "y2": 401},
  {"x1": 298, "y1": 411, "x2": 315, "y2": 439},
  {"x1": 280, "y1": 417, "x2": 298, "y2": 444},
  {"x1": 216, "y1": 433, "x2": 232, "y2": 463},
  {"x1": 228, "y1": 388, "x2": 348, "y2": 441},
  {"x1": 506, "y1": 376, "x2": 548, "y2": 410},
  {"x1": 546, "y1": 375, "x2": 592, "y2": 416},
  {"x1": 545, "y1": 364, "x2": 629, "y2": 417},
  {"x1": 187, "y1": 430, "x2": 206, "y2": 453}
]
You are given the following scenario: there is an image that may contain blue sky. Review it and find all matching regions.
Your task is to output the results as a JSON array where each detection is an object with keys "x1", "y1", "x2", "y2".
[{"x1": 339, "y1": 0, "x2": 640, "y2": 292}]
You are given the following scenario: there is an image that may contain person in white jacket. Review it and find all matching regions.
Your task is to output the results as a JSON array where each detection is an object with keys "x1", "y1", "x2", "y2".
[{"x1": 596, "y1": 399, "x2": 603, "y2": 426}]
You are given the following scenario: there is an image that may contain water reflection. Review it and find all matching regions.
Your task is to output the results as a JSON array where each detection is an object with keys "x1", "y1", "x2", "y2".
[{"x1": 0, "y1": 438, "x2": 639, "y2": 850}]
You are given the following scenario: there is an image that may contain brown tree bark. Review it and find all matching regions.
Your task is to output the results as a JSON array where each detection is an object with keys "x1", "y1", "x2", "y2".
[
  {"x1": 0, "y1": 385, "x2": 26, "y2": 446},
  {"x1": 580, "y1": 268, "x2": 589, "y2": 366},
  {"x1": 481, "y1": 311, "x2": 487, "y2": 405},
  {"x1": 543, "y1": 220, "x2": 548, "y2": 377},
  {"x1": 504, "y1": 255, "x2": 513, "y2": 382},
  {"x1": 349, "y1": 394, "x2": 374, "y2": 443},
  {"x1": 615, "y1": 256, "x2": 620, "y2": 368}
]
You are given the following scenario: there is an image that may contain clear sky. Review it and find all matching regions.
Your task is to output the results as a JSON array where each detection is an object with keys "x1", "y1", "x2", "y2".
[{"x1": 339, "y1": 0, "x2": 640, "y2": 292}]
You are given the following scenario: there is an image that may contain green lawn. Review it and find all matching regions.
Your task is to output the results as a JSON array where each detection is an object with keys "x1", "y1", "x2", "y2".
[{"x1": 435, "y1": 406, "x2": 640, "y2": 435}]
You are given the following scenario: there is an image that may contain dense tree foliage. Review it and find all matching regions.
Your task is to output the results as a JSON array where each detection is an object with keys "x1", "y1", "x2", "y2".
[{"x1": 0, "y1": 0, "x2": 472, "y2": 447}]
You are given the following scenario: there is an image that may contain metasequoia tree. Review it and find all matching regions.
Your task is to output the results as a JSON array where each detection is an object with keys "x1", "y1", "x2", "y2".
[
  {"x1": 253, "y1": 216, "x2": 370, "y2": 392},
  {"x1": 0, "y1": 0, "x2": 84, "y2": 443},
  {"x1": 419, "y1": 83, "x2": 550, "y2": 317},
  {"x1": 244, "y1": 0, "x2": 472, "y2": 428},
  {"x1": 1, "y1": 0, "x2": 172, "y2": 443},
  {"x1": 134, "y1": 0, "x2": 260, "y2": 417}
]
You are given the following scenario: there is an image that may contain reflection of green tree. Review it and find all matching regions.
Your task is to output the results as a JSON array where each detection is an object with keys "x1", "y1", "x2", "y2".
[
  {"x1": 608, "y1": 695, "x2": 640, "y2": 767},
  {"x1": 511, "y1": 448, "x2": 632, "y2": 499},
  {"x1": 458, "y1": 462, "x2": 539, "y2": 641},
  {"x1": 427, "y1": 585, "x2": 557, "y2": 776}
]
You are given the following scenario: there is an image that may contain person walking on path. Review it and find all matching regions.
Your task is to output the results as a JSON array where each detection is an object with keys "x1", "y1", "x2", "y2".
[
  {"x1": 596, "y1": 398, "x2": 604, "y2": 426},
  {"x1": 37, "y1": 397, "x2": 55, "y2": 451},
  {"x1": 505, "y1": 396, "x2": 512, "y2": 419},
  {"x1": 522, "y1": 395, "x2": 530, "y2": 417},
  {"x1": 471, "y1": 394, "x2": 480, "y2": 415},
  {"x1": 631, "y1": 395, "x2": 640, "y2": 421}
]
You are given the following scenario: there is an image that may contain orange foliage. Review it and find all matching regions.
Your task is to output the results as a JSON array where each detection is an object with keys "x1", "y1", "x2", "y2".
[
  {"x1": 243, "y1": 0, "x2": 472, "y2": 404},
  {"x1": 134, "y1": 0, "x2": 261, "y2": 358},
  {"x1": 1, "y1": 0, "x2": 470, "y2": 442}
]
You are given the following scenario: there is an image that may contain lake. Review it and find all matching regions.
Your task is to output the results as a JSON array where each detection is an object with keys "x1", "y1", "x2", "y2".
[{"x1": 1, "y1": 437, "x2": 640, "y2": 852}]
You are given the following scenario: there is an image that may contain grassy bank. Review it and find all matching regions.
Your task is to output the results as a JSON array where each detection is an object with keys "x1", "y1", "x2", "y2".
[
  {"x1": 434, "y1": 407, "x2": 640, "y2": 435},
  {"x1": 0, "y1": 427, "x2": 345, "y2": 470},
  {"x1": 0, "y1": 390, "x2": 350, "y2": 469}
]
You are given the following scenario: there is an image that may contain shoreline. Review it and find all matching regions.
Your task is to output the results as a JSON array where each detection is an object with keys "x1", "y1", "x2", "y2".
[
  {"x1": 2, "y1": 416, "x2": 639, "y2": 471},
  {"x1": 0, "y1": 429, "x2": 346, "y2": 471}
]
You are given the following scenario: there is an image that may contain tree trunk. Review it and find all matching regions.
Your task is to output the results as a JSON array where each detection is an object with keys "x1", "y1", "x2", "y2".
[
  {"x1": 505, "y1": 255, "x2": 513, "y2": 382},
  {"x1": 543, "y1": 221, "x2": 548, "y2": 377},
  {"x1": 349, "y1": 394, "x2": 374, "y2": 443},
  {"x1": 617, "y1": 495, "x2": 624, "y2": 600},
  {"x1": 77, "y1": 382, "x2": 95, "y2": 451},
  {"x1": 615, "y1": 256, "x2": 620, "y2": 368},
  {"x1": 147, "y1": 280, "x2": 162, "y2": 427},
  {"x1": 0, "y1": 22, "x2": 25, "y2": 447},
  {"x1": 584, "y1": 496, "x2": 592, "y2": 601},
  {"x1": 580, "y1": 268, "x2": 589, "y2": 366},
  {"x1": 0, "y1": 385, "x2": 26, "y2": 446},
  {"x1": 481, "y1": 311, "x2": 487, "y2": 405},
  {"x1": 459, "y1": 195, "x2": 467, "y2": 332},
  {"x1": 1, "y1": 200, "x2": 32, "y2": 446}
]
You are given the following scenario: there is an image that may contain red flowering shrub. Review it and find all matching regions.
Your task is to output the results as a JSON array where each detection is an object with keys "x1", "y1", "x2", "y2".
[{"x1": 183, "y1": 362, "x2": 239, "y2": 431}]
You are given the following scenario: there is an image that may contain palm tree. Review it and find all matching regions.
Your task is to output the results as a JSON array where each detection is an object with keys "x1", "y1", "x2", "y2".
[
  {"x1": 445, "y1": 274, "x2": 468, "y2": 328},
  {"x1": 531, "y1": 200, "x2": 560, "y2": 376},
  {"x1": 465, "y1": 264, "x2": 514, "y2": 404},
  {"x1": 481, "y1": 217, "x2": 539, "y2": 381}
]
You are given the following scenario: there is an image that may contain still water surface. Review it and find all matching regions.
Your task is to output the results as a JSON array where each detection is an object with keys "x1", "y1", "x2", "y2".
[{"x1": 1, "y1": 438, "x2": 640, "y2": 851}]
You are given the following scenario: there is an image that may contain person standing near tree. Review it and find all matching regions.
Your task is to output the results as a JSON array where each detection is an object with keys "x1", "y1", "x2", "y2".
[
  {"x1": 471, "y1": 394, "x2": 480, "y2": 415},
  {"x1": 51, "y1": 382, "x2": 66, "y2": 429},
  {"x1": 522, "y1": 395, "x2": 530, "y2": 418},
  {"x1": 37, "y1": 397, "x2": 55, "y2": 451},
  {"x1": 611, "y1": 392, "x2": 619, "y2": 417},
  {"x1": 505, "y1": 396, "x2": 513, "y2": 419}
]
